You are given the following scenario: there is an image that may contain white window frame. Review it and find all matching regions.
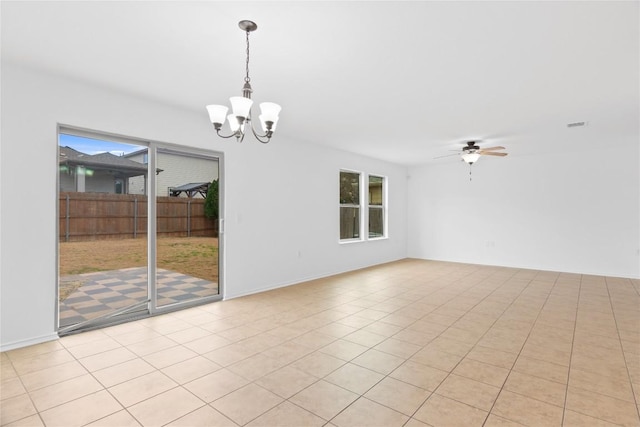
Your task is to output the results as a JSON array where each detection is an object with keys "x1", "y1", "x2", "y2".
[
  {"x1": 367, "y1": 174, "x2": 387, "y2": 240},
  {"x1": 339, "y1": 169, "x2": 364, "y2": 242}
]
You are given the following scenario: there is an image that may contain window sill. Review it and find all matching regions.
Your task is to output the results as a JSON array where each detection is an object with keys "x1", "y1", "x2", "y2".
[{"x1": 339, "y1": 236, "x2": 388, "y2": 244}]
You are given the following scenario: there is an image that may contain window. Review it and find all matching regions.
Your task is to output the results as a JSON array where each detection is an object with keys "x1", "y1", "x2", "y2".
[
  {"x1": 368, "y1": 175, "x2": 385, "y2": 238},
  {"x1": 340, "y1": 171, "x2": 361, "y2": 240}
]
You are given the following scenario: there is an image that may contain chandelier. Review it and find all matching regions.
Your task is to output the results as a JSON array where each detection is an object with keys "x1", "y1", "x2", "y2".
[{"x1": 206, "y1": 20, "x2": 281, "y2": 144}]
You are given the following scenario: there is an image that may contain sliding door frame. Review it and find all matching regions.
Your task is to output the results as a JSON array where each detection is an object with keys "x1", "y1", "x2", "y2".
[{"x1": 56, "y1": 124, "x2": 224, "y2": 334}]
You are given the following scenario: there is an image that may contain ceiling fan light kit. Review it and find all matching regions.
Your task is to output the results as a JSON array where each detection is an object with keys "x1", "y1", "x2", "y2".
[{"x1": 206, "y1": 20, "x2": 281, "y2": 144}]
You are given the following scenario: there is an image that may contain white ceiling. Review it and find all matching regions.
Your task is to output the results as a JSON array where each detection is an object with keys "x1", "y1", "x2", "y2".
[{"x1": 2, "y1": 1, "x2": 638, "y2": 165}]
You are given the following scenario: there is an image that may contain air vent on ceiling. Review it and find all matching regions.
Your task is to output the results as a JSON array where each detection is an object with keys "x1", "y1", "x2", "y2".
[{"x1": 567, "y1": 121, "x2": 588, "y2": 128}]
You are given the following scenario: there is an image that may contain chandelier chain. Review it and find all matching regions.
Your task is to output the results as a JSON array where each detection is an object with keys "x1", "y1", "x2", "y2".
[{"x1": 244, "y1": 30, "x2": 251, "y2": 83}]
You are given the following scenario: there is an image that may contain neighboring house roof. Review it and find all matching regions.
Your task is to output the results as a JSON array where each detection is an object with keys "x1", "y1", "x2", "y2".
[
  {"x1": 59, "y1": 146, "x2": 159, "y2": 176},
  {"x1": 169, "y1": 182, "x2": 210, "y2": 198}
]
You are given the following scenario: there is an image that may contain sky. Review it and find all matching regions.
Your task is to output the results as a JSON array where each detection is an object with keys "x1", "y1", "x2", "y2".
[{"x1": 58, "y1": 134, "x2": 143, "y2": 156}]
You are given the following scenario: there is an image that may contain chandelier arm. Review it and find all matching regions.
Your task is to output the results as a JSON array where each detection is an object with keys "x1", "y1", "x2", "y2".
[
  {"x1": 249, "y1": 123, "x2": 272, "y2": 144},
  {"x1": 215, "y1": 129, "x2": 241, "y2": 139}
]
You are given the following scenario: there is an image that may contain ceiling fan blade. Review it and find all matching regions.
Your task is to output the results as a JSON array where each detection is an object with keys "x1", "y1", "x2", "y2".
[
  {"x1": 433, "y1": 153, "x2": 461, "y2": 159},
  {"x1": 479, "y1": 151, "x2": 508, "y2": 156},
  {"x1": 479, "y1": 146, "x2": 505, "y2": 151}
]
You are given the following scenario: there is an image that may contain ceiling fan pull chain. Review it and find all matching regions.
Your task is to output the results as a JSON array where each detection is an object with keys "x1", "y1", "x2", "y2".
[{"x1": 469, "y1": 164, "x2": 472, "y2": 181}]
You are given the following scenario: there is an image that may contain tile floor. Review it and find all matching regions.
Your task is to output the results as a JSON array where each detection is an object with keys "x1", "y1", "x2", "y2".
[{"x1": 2, "y1": 259, "x2": 639, "y2": 426}]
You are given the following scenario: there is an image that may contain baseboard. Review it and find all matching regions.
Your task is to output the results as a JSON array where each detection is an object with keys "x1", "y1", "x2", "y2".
[{"x1": 0, "y1": 332, "x2": 59, "y2": 352}]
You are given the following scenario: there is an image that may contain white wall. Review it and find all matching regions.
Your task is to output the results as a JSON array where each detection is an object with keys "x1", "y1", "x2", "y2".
[
  {"x1": 0, "y1": 63, "x2": 408, "y2": 350},
  {"x1": 407, "y1": 139, "x2": 640, "y2": 279}
]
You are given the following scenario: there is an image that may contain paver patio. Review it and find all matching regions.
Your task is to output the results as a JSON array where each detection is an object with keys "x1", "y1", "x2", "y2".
[{"x1": 59, "y1": 267, "x2": 218, "y2": 327}]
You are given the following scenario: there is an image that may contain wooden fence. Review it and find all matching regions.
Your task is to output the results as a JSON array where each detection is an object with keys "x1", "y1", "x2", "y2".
[{"x1": 59, "y1": 192, "x2": 217, "y2": 242}]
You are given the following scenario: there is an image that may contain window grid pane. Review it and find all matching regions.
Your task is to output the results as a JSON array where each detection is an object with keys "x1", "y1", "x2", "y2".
[
  {"x1": 340, "y1": 171, "x2": 361, "y2": 240},
  {"x1": 368, "y1": 175, "x2": 384, "y2": 238}
]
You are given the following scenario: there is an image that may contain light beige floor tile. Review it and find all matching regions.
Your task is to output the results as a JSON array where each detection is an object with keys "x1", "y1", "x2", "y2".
[
  {"x1": 390, "y1": 360, "x2": 448, "y2": 391},
  {"x1": 565, "y1": 386, "x2": 640, "y2": 426},
  {"x1": 414, "y1": 393, "x2": 488, "y2": 427},
  {"x1": 289, "y1": 380, "x2": 359, "y2": 420},
  {"x1": 161, "y1": 355, "x2": 221, "y2": 384},
  {"x1": 79, "y1": 346, "x2": 137, "y2": 372},
  {"x1": 452, "y1": 358, "x2": 510, "y2": 387},
  {"x1": 181, "y1": 334, "x2": 233, "y2": 354},
  {"x1": 255, "y1": 365, "x2": 318, "y2": 398},
  {"x1": 112, "y1": 329, "x2": 163, "y2": 347},
  {"x1": 503, "y1": 371, "x2": 566, "y2": 407},
  {"x1": 410, "y1": 347, "x2": 463, "y2": 372},
  {"x1": 29, "y1": 373, "x2": 103, "y2": 411},
  {"x1": 404, "y1": 418, "x2": 430, "y2": 427},
  {"x1": 0, "y1": 377, "x2": 26, "y2": 400},
  {"x1": 465, "y1": 345, "x2": 518, "y2": 369},
  {"x1": 562, "y1": 410, "x2": 621, "y2": 427},
  {"x1": 332, "y1": 397, "x2": 409, "y2": 427},
  {"x1": 39, "y1": 390, "x2": 122, "y2": 427},
  {"x1": 184, "y1": 368, "x2": 249, "y2": 402},
  {"x1": 364, "y1": 377, "x2": 431, "y2": 416},
  {"x1": 203, "y1": 342, "x2": 256, "y2": 367},
  {"x1": 261, "y1": 341, "x2": 314, "y2": 364},
  {"x1": 324, "y1": 363, "x2": 384, "y2": 394},
  {"x1": 6, "y1": 341, "x2": 64, "y2": 362},
  {"x1": 0, "y1": 394, "x2": 37, "y2": 425},
  {"x1": 108, "y1": 370, "x2": 177, "y2": 407},
  {"x1": 361, "y1": 321, "x2": 404, "y2": 338},
  {"x1": 85, "y1": 410, "x2": 141, "y2": 426},
  {"x1": 128, "y1": 386, "x2": 205, "y2": 426},
  {"x1": 0, "y1": 362, "x2": 18, "y2": 381},
  {"x1": 243, "y1": 332, "x2": 288, "y2": 353},
  {"x1": 392, "y1": 329, "x2": 437, "y2": 346},
  {"x1": 165, "y1": 326, "x2": 212, "y2": 344},
  {"x1": 227, "y1": 352, "x2": 288, "y2": 381},
  {"x1": 11, "y1": 349, "x2": 75, "y2": 376},
  {"x1": 569, "y1": 366, "x2": 636, "y2": 402},
  {"x1": 492, "y1": 390, "x2": 564, "y2": 426},
  {"x1": 166, "y1": 405, "x2": 238, "y2": 427},
  {"x1": 127, "y1": 336, "x2": 179, "y2": 357},
  {"x1": 289, "y1": 331, "x2": 336, "y2": 351},
  {"x1": 428, "y1": 336, "x2": 474, "y2": 356},
  {"x1": 65, "y1": 337, "x2": 122, "y2": 359},
  {"x1": 435, "y1": 374, "x2": 501, "y2": 411},
  {"x1": 289, "y1": 351, "x2": 346, "y2": 377},
  {"x1": 246, "y1": 401, "x2": 325, "y2": 427},
  {"x1": 4, "y1": 413, "x2": 45, "y2": 427},
  {"x1": 319, "y1": 339, "x2": 369, "y2": 361},
  {"x1": 314, "y1": 322, "x2": 358, "y2": 338},
  {"x1": 512, "y1": 355, "x2": 569, "y2": 384},
  {"x1": 92, "y1": 358, "x2": 156, "y2": 388},
  {"x1": 351, "y1": 349, "x2": 405, "y2": 375},
  {"x1": 343, "y1": 329, "x2": 387, "y2": 347},
  {"x1": 19, "y1": 360, "x2": 88, "y2": 392},
  {"x1": 519, "y1": 342, "x2": 571, "y2": 366},
  {"x1": 142, "y1": 345, "x2": 199, "y2": 369},
  {"x1": 483, "y1": 414, "x2": 525, "y2": 426},
  {"x1": 374, "y1": 337, "x2": 422, "y2": 359},
  {"x1": 211, "y1": 383, "x2": 283, "y2": 426}
]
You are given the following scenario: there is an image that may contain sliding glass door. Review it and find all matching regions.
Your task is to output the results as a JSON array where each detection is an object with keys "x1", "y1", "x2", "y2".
[
  {"x1": 58, "y1": 133, "x2": 150, "y2": 331},
  {"x1": 153, "y1": 149, "x2": 220, "y2": 309},
  {"x1": 58, "y1": 128, "x2": 222, "y2": 334}
]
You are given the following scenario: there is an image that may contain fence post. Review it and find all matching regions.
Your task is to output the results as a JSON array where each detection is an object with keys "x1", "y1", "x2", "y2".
[
  {"x1": 134, "y1": 198, "x2": 138, "y2": 238},
  {"x1": 65, "y1": 194, "x2": 70, "y2": 242},
  {"x1": 187, "y1": 200, "x2": 191, "y2": 237}
]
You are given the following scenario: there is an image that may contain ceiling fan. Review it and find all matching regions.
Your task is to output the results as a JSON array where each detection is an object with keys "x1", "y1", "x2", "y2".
[
  {"x1": 435, "y1": 140, "x2": 508, "y2": 180},
  {"x1": 459, "y1": 141, "x2": 508, "y2": 164}
]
